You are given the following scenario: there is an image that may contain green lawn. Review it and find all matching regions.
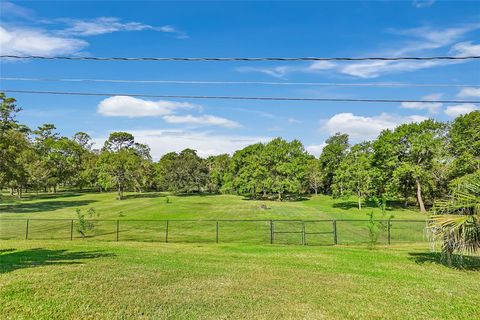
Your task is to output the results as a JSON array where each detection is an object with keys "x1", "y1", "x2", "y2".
[
  {"x1": 0, "y1": 192, "x2": 427, "y2": 244},
  {"x1": 0, "y1": 191, "x2": 425, "y2": 220},
  {"x1": 1, "y1": 240, "x2": 479, "y2": 319},
  {"x1": 1, "y1": 193, "x2": 479, "y2": 319}
]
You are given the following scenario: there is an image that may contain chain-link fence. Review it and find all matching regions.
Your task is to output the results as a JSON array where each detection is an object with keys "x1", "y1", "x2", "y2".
[{"x1": 0, "y1": 218, "x2": 428, "y2": 245}]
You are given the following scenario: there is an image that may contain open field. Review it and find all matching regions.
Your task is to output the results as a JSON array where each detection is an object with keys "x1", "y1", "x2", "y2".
[
  {"x1": 1, "y1": 192, "x2": 427, "y2": 245},
  {"x1": 1, "y1": 240, "x2": 480, "y2": 320},
  {"x1": 1, "y1": 193, "x2": 479, "y2": 319}
]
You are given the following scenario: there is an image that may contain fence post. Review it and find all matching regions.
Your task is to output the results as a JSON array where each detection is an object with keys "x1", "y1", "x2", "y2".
[
  {"x1": 25, "y1": 219, "x2": 29, "y2": 240},
  {"x1": 333, "y1": 219, "x2": 337, "y2": 245},
  {"x1": 302, "y1": 221, "x2": 306, "y2": 245},
  {"x1": 70, "y1": 219, "x2": 74, "y2": 240},
  {"x1": 270, "y1": 220, "x2": 274, "y2": 244},
  {"x1": 387, "y1": 220, "x2": 391, "y2": 245},
  {"x1": 116, "y1": 220, "x2": 119, "y2": 242},
  {"x1": 216, "y1": 221, "x2": 219, "y2": 243},
  {"x1": 165, "y1": 220, "x2": 169, "y2": 243}
]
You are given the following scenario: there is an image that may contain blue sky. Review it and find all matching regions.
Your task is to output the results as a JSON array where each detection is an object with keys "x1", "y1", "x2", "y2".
[{"x1": 1, "y1": 0, "x2": 479, "y2": 159}]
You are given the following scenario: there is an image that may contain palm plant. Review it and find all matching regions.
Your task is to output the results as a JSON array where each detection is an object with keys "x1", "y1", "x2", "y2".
[{"x1": 428, "y1": 174, "x2": 480, "y2": 266}]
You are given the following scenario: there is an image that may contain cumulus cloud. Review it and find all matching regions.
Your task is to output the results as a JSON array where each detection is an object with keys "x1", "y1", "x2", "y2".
[
  {"x1": 457, "y1": 87, "x2": 480, "y2": 98},
  {"x1": 306, "y1": 143, "x2": 326, "y2": 157},
  {"x1": 97, "y1": 96, "x2": 240, "y2": 128},
  {"x1": 94, "y1": 130, "x2": 271, "y2": 159},
  {"x1": 163, "y1": 115, "x2": 241, "y2": 128},
  {"x1": 444, "y1": 104, "x2": 479, "y2": 117},
  {"x1": 321, "y1": 112, "x2": 428, "y2": 141},
  {"x1": 400, "y1": 93, "x2": 443, "y2": 113},
  {"x1": 97, "y1": 96, "x2": 197, "y2": 117},
  {"x1": 0, "y1": 25, "x2": 88, "y2": 56}
]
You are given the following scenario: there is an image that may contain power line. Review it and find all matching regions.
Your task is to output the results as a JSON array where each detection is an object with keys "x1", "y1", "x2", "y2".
[
  {"x1": 3, "y1": 89, "x2": 479, "y2": 104},
  {"x1": 1, "y1": 77, "x2": 478, "y2": 88},
  {"x1": 1, "y1": 55, "x2": 479, "y2": 61}
]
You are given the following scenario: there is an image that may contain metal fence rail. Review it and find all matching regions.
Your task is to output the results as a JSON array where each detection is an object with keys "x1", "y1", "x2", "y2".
[{"x1": 0, "y1": 218, "x2": 428, "y2": 245}]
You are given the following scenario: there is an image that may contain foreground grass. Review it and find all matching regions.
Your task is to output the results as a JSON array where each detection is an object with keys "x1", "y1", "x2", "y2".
[{"x1": 1, "y1": 240, "x2": 479, "y2": 319}]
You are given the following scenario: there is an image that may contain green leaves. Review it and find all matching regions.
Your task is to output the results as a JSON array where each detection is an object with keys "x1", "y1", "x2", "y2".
[{"x1": 428, "y1": 174, "x2": 480, "y2": 263}]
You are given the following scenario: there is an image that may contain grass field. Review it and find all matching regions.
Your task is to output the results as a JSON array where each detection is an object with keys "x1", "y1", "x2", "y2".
[
  {"x1": 1, "y1": 192, "x2": 479, "y2": 319},
  {"x1": 1, "y1": 240, "x2": 480, "y2": 319},
  {"x1": 1, "y1": 192, "x2": 428, "y2": 244}
]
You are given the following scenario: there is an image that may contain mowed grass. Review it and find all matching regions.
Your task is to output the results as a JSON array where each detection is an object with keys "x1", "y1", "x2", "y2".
[
  {"x1": 0, "y1": 192, "x2": 428, "y2": 244},
  {"x1": 0, "y1": 191, "x2": 425, "y2": 220},
  {"x1": 1, "y1": 240, "x2": 480, "y2": 320}
]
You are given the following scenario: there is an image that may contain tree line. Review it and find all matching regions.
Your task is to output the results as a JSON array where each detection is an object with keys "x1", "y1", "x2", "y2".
[{"x1": 1, "y1": 93, "x2": 479, "y2": 212}]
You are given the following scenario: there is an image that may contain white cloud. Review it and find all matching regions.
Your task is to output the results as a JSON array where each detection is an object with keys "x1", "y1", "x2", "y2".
[
  {"x1": 0, "y1": 25, "x2": 88, "y2": 56},
  {"x1": 288, "y1": 117, "x2": 301, "y2": 124},
  {"x1": 163, "y1": 114, "x2": 241, "y2": 128},
  {"x1": 451, "y1": 41, "x2": 480, "y2": 56},
  {"x1": 0, "y1": 1, "x2": 35, "y2": 19},
  {"x1": 59, "y1": 18, "x2": 188, "y2": 38},
  {"x1": 457, "y1": 87, "x2": 480, "y2": 98},
  {"x1": 400, "y1": 93, "x2": 443, "y2": 113},
  {"x1": 94, "y1": 130, "x2": 271, "y2": 159},
  {"x1": 238, "y1": 23, "x2": 479, "y2": 79},
  {"x1": 157, "y1": 25, "x2": 189, "y2": 39},
  {"x1": 306, "y1": 61, "x2": 337, "y2": 71},
  {"x1": 306, "y1": 143, "x2": 326, "y2": 157},
  {"x1": 413, "y1": 0, "x2": 436, "y2": 8},
  {"x1": 60, "y1": 17, "x2": 153, "y2": 36},
  {"x1": 97, "y1": 96, "x2": 197, "y2": 117},
  {"x1": 236, "y1": 61, "x2": 336, "y2": 79},
  {"x1": 321, "y1": 112, "x2": 428, "y2": 141},
  {"x1": 444, "y1": 104, "x2": 479, "y2": 117},
  {"x1": 236, "y1": 66, "x2": 295, "y2": 78},
  {"x1": 98, "y1": 96, "x2": 240, "y2": 128},
  {"x1": 340, "y1": 60, "x2": 441, "y2": 78}
]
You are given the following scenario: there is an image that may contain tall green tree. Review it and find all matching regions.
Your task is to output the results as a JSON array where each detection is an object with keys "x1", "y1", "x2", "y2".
[
  {"x1": 319, "y1": 133, "x2": 349, "y2": 194},
  {"x1": 448, "y1": 111, "x2": 480, "y2": 179},
  {"x1": 332, "y1": 142, "x2": 373, "y2": 209},
  {"x1": 261, "y1": 138, "x2": 308, "y2": 200},
  {"x1": 158, "y1": 149, "x2": 208, "y2": 193},
  {"x1": 206, "y1": 154, "x2": 230, "y2": 193},
  {"x1": 306, "y1": 157, "x2": 323, "y2": 196},
  {"x1": 373, "y1": 120, "x2": 446, "y2": 213},
  {"x1": 98, "y1": 132, "x2": 138, "y2": 199}
]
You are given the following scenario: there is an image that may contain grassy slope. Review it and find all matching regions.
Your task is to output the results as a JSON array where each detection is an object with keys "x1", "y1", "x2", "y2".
[
  {"x1": 0, "y1": 191, "x2": 426, "y2": 220},
  {"x1": 1, "y1": 240, "x2": 479, "y2": 320}
]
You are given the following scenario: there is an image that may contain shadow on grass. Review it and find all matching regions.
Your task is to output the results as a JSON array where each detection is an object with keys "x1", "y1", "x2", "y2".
[
  {"x1": 0, "y1": 248, "x2": 115, "y2": 273},
  {"x1": 332, "y1": 200, "x2": 412, "y2": 211},
  {"x1": 409, "y1": 252, "x2": 480, "y2": 270},
  {"x1": 0, "y1": 192, "x2": 83, "y2": 202},
  {"x1": 122, "y1": 193, "x2": 166, "y2": 200},
  {"x1": 0, "y1": 200, "x2": 97, "y2": 214},
  {"x1": 242, "y1": 194, "x2": 311, "y2": 202}
]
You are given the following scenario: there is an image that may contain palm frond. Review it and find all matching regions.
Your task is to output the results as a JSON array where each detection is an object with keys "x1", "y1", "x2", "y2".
[{"x1": 428, "y1": 174, "x2": 480, "y2": 261}]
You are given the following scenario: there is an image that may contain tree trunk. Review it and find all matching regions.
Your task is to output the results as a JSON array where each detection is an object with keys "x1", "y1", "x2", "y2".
[
  {"x1": 358, "y1": 193, "x2": 362, "y2": 210},
  {"x1": 416, "y1": 178, "x2": 426, "y2": 213},
  {"x1": 314, "y1": 187, "x2": 318, "y2": 196},
  {"x1": 117, "y1": 181, "x2": 122, "y2": 200}
]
